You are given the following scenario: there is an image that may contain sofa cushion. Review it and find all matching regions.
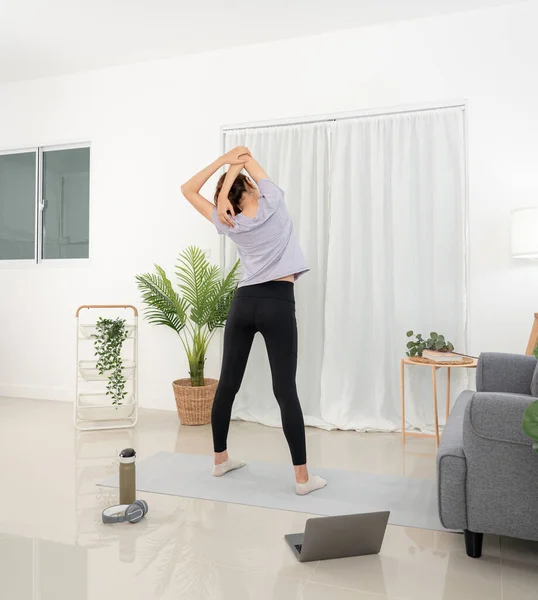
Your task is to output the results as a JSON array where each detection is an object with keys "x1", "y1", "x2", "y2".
[{"x1": 477, "y1": 353, "x2": 536, "y2": 395}]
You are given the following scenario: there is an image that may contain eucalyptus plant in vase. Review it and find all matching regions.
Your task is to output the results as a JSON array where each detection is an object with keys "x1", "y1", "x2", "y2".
[
  {"x1": 136, "y1": 246, "x2": 240, "y2": 425},
  {"x1": 406, "y1": 330, "x2": 454, "y2": 357}
]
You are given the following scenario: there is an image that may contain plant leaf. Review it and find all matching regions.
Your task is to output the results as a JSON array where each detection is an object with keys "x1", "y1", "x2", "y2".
[
  {"x1": 430, "y1": 332, "x2": 438, "y2": 340},
  {"x1": 136, "y1": 267, "x2": 187, "y2": 334},
  {"x1": 406, "y1": 330, "x2": 414, "y2": 337},
  {"x1": 522, "y1": 400, "x2": 538, "y2": 442},
  {"x1": 206, "y1": 260, "x2": 241, "y2": 331},
  {"x1": 175, "y1": 246, "x2": 233, "y2": 327},
  {"x1": 406, "y1": 341, "x2": 415, "y2": 349},
  {"x1": 175, "y1": 246, "x2": 211, "y2": 316}
]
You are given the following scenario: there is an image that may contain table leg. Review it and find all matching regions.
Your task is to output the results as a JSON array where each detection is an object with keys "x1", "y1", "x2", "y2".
[
  {"x1": 446, "y1": 367, "x2": 451, "y2": 421},
  {"x1": 400, "y1": 359, "x2": 406, "y2": 445},
  {"x1": 432, "y1": 366, "x2": 440, "y2": 448}
]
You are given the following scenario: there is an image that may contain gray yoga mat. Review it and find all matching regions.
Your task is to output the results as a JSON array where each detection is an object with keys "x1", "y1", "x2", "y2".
[{"x1": 99, "y1": 451, "x2": 448, "y2": 532}]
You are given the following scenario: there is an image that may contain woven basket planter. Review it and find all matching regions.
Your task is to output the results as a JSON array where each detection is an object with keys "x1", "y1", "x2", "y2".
[{"x1": 172, "y1": 378, "x2": 218, "y2": 425}]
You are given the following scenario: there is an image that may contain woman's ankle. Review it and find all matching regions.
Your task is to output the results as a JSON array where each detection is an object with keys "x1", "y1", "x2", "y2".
[
  {"x1": 294, "y1": 464, "x2": 309, "y2": 484},
  {"x1": 214, "y1": 450, "x2": 229, "y2": 465}
]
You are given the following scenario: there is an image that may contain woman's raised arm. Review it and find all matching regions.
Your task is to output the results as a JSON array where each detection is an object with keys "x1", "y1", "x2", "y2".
[
  {"x1": 181, "y1": 147, "x2": 250, "y2": 222},
  {"x1": 242, "y1": 154, "x2": 269, "y2": 183},
  {"x1": 216, "y1": 163, "x2": 244, "y2": 228}
]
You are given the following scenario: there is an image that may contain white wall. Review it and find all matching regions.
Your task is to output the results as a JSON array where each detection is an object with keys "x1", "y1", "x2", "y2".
[{"x1": 1, "y1": 1, "x2": 538, "y2": 409}]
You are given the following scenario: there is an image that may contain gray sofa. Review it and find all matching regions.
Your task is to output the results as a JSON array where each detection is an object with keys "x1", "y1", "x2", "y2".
[{"x1": 437, "y1": 352, "x2": 538, "y2": 558}]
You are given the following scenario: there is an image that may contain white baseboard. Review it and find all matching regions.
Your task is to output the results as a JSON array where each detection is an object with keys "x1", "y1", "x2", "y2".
[
  {"x1": 0, "y1": 384, "x2": 178, "y2": 412},
  {"x1": 0, "y1": 383, "x2": 71, "y2": 402}
]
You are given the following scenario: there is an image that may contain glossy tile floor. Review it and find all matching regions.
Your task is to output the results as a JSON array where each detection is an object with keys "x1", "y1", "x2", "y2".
[{"x1": 1, "y1": 397, "x2": 537, "y2": 600}]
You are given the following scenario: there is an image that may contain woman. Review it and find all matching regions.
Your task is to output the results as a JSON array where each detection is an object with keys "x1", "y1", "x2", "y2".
[{"x1": 181, "y1": 146, "x2": 326, "y2": 495}]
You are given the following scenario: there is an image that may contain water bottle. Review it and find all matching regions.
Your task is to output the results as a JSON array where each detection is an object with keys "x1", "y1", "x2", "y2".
[{"x1": 119, "y1": 448, "x2": 136, "y2": 505}]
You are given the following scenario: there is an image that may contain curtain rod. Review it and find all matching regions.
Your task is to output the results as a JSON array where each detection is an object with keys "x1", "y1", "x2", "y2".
[{"x1": 222, "y1": 102, "x2": 466, "y2": 133}]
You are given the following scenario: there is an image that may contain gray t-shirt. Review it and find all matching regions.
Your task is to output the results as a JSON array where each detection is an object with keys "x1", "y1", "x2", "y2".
[{"x1": 212, "y1": 179, "x2": 309, "y2": 288}]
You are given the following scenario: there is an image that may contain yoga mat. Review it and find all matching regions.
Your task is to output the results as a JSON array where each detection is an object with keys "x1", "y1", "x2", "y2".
[{"x1": 99, "y1": 452, "x2": 449, "y2": 532}]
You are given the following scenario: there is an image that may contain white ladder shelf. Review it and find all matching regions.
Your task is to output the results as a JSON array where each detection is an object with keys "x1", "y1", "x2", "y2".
[{"x1": 75, "y1": 304, "x2": 139, "y2": 431}]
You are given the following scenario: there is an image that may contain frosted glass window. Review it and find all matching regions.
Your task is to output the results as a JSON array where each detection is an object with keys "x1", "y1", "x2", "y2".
[
  {"x1": 0, "y1": 152, "x2": 36, "y2": 260},
  {"x1": 43, "y1": 147, "x2": 90, "y2": 259}
]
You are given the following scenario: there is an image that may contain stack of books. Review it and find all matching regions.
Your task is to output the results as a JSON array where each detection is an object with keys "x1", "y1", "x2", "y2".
[{"x1": 422, "y1": 350, "x2": 464, "y2": 363}]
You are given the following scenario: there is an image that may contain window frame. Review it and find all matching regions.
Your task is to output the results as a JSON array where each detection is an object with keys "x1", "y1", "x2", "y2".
[{"x1": 0, "y1": 141, "x2": 91, "y2": 268}]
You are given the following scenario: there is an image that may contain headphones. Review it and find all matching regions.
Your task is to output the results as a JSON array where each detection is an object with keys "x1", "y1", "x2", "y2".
[{"x1": 102, "y1": 499, "x2": 149, "y2": 524}]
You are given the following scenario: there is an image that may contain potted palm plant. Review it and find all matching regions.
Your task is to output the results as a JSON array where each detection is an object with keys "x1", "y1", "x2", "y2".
[{"x1": 136, "y1": 246, "x2": 240, "y2": 425}]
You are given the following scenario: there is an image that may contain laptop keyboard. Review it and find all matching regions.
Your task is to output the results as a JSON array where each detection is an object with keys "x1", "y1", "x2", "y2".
[{"x1": 294, "y1": 544, "x2": 302, "y2": 554}]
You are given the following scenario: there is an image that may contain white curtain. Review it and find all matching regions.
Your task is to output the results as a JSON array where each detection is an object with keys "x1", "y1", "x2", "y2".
[{"x1": 223, "y1": 107, "x2": 466, "y2": 432}]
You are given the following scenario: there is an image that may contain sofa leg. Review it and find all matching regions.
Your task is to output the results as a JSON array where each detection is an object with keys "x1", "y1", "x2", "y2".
[{"x1": 464, "y1": 530, "x2": 483, "y2": 558}]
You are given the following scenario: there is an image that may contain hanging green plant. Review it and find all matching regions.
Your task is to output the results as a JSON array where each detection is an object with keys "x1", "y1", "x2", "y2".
[{"x1": 94, "y1": 317, "x2": 128, "y2": 405}]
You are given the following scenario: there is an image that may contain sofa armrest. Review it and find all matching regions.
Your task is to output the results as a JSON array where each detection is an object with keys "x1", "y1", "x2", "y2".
[
  {"x1": 464, "y1": 391, "x2": 534, "y2": 445},
  {"x1": 437, "y1": 391, "x2": 474, "y2": 531},
  {"x1": 476, "y1": 353, "x2": 536, "y2": 395}
]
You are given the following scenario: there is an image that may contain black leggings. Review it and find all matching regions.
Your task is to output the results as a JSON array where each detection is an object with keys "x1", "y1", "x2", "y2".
[{"x1": 212, "y1": 281, "x2": 307, "y2": 466}]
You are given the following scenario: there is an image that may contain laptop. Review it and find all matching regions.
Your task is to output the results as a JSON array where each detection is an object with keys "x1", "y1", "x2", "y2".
[{"x1": 285, "y1": 511, "x2": 390, "y2": 562}]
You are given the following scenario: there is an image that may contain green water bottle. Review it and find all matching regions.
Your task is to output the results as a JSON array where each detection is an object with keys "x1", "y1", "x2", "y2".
[{"x1": 119, "y1": 448, "x2": 136, "y2": 505}]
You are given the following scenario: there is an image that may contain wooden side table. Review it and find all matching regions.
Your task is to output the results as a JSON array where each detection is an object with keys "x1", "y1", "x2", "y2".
[{"x1": 400, "y1": 357, "x2": 478, "y2": 447}]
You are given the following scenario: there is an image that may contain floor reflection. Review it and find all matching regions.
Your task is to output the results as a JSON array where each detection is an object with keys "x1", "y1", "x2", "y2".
[{"x1": 0, "y1": 534, "x2": 87, "y2": 600}]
